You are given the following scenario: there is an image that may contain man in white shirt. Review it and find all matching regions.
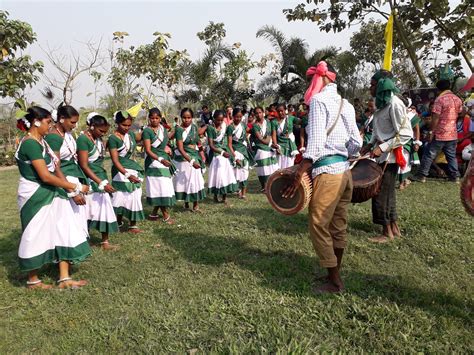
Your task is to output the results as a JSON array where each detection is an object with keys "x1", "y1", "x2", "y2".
[
  {"x1": 283, "y1": 61, "x2": 362, "y2": 294},
  {"x1": 361, "y1": 70, "x2": 413, "y2": 243}
]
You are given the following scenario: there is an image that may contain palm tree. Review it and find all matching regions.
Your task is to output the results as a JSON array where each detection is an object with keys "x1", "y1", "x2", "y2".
[
  {"x1": 256, "y1": 25, "x2": 340, "y2": 102},
  {"x1": 176, "y1": 42, "x2": 235, "y2": 107}
]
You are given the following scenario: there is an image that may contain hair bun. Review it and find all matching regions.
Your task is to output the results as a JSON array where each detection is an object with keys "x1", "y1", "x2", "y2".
[
  {"x1": 86, "y1": 111, "x2": 100, "y2": 125},
  {"x1": 51, "y1": 109, "x2": 58, "y2": 123}
]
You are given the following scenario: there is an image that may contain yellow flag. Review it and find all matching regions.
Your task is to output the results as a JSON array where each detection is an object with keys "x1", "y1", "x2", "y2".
[
  {"x1": 383, "y1": 14, "x2": 394, "y2": 72},
  {"x1": 126, "y1": 101, "x2": 144, "y2": 118}
]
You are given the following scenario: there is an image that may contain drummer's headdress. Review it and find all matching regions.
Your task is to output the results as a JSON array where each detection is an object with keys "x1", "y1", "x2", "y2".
[
  {"x1": 304, "y1": 61, "x2": 336, "y2": 105},
  {"x1": 371, "y1": 69, "x2": 399, "y2": 109}
]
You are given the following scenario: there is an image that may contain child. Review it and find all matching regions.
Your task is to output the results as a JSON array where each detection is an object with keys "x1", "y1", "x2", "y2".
[{"x1": 207, "y1": 110, "x2": 237, "y2": 204}]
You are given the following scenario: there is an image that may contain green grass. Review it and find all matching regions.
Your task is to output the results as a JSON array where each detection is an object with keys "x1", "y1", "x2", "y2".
[{"x1": 0, "y1": 167, "x2": 473, "y2": 353}]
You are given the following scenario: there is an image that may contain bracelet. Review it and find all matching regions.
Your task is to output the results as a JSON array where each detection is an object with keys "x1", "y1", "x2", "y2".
[
  {"x1": 124, "y1": 171, "x2": 132, "y2": 179},
  {"x1": 190, "y1": 159, "x2": 195, "y2": 165},
  {"x1": 67, "y1": 182, "x2": 82, "y2": 198},
  {"x1": 98, "y1": 180, "x2": 109, "y2": 191},
  {"x1": 157, "y1": 157, "x2": 164, "y2": 163},
  {"x1": 220, "y1": 150, "x2": 226, "y2": 156},
  {"x1": 299, "y1": 147, "x2": 306, "y2": 153},
  {"x1": 414, "y1": 140, "x2": 422, "y2": 146}
]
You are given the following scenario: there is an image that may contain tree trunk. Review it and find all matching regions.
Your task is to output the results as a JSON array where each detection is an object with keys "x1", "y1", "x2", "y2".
[{"x1": 391, "y1": 12, "x2": 428, "y2": 86}]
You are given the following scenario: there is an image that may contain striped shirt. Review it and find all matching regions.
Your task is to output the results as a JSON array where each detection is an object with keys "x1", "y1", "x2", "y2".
[{"x1": 303, "y1": 83, "x2": 362, "y2": 177}]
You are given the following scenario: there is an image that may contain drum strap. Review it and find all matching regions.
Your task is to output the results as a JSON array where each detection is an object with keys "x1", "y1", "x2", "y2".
[{"x1": 326, "y1": 98, "x2": 344, "y2": 137}]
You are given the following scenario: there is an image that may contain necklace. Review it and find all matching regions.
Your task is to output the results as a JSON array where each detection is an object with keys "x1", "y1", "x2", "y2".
[
  {"x1": 56, "y1": 126, "x2": 76, "y2": 159},
  {"x1": 115, "y1": 130, "x2": 131, "y2": 152},
  {"x1": 27, "y1": 132, "x2": 44, "y2": 145},
  {"x1": 86, "y1": 131, "x2": 104, "y2": 158},
  {"x1": 55, "y1": 125, "x2": 65, "y2": 137},
  {"x1": 27, "y1": 133, "x2": 57, "y2": 164}
]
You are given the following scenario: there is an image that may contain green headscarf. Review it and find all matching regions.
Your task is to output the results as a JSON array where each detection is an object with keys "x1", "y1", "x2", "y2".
[
  {"x1": 372, "y1": 70, "x2": 399, "y2": 109},
  {"x1": 439, "y1": 64, "x2": 454, "y2": 81}
]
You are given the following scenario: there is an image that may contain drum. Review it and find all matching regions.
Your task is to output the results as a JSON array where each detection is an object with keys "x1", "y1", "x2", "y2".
[
  {"x1": 460, "y1": 156, "x2": 474, "y2": 217},
  {"x1": 351, "y1": 159, "x2": 383, "y2": 203},
  {"x1": 266, "y1": 165, "x2": 313, "y2": 215}
]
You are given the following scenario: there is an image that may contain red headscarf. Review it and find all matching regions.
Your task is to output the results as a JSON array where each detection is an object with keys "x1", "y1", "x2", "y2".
[{"x1": 304, "y1": 61, "x2": 336, "y2": 105}]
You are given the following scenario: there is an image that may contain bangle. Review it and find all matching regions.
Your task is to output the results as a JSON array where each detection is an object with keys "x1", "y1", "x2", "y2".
[
  {"x1": 124, "y1": 171, "x2": 132, "y2": 179},
  {"x1": 98, "y1": 180, "x2": 108, "y2": 191},
  {"x1": 414, "y1": 140, "x2": 422, "y2": 146},
  {"x1": 220, "y1": 150, "x2": 225, "y2": 156},
  {"x1": 67, "y1": 182, "x2": 82, "y2": 198},
  {"x1": 157, "y1": 157, "x2": 164, "y2": 163},
  {"x1": 189, "y1": 159, "x2": 195, "y2": 165}
]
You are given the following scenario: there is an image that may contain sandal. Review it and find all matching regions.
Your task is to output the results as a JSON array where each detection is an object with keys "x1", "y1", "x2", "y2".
[
  {"x1": 128, "y1": 226, "x2": 141, "y2": 234},
  {"x1": 26, "y1": 279, "x2": 53, "y2": 290},
  {"x1": 148, "y1": 214, "x2": 159, "y2": 221},
  {"x1": 57, "y1": 277, "x2": 88, "y2": 289}
]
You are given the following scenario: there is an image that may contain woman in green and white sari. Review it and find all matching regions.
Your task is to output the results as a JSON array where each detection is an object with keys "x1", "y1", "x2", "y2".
[
  {"x1": 227, "y1": 107, "x2": 251, "y2": 199},
  {"x1": 108, "y1": 110, "x2": 145, "y2": 233},
  {"x1": 250, "y1": 106, "x2": 278, "y2": 191},
  {"x1": 45, "y1": 104, "x2": 89, "y2": 232},
  {"x1": 172, "y1": 108, "x2": 207, "y2": 212},
  {"x1": 15, "y1": 106, "x2": 91, "y2": 289},
  {"x1": 271, "y1": 103, "x2": 300, "y2": 169},
  {"x1": 77, "y1": 114, "x2": 119, "y2": 250},
  {"x1": 142, "y1": 108, "x2": 176, "y2": 224},
  {"x1": 207, "y1": 110, "x2": 237, "y2": 204}
]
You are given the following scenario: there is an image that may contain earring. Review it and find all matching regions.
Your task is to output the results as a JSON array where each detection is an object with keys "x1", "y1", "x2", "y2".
[
  {"x1": 90, "y1": 126, "x2": 95, "y2": 130},
  {"x1": 60, "y1": 119, "x2": 64, "y2": 124},
  {"x1": 34, "y1": 121, "x2": 41, "y2": 127}
]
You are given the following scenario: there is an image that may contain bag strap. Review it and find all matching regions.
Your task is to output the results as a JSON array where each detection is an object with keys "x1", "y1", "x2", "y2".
[{"x1": 326, "y1": 98, "x2": 344, "y2": 137}]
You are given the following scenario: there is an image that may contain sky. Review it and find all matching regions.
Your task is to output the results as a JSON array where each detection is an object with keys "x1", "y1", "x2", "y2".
[
  {"x1": 2, "y1": 0, "x2": 364, "y2": 107},
  {"x1": 2, "y1": 0, "x2": 465, "y2": 108}
]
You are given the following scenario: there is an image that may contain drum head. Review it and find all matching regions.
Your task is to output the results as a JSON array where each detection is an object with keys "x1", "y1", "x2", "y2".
[
  {"x1": 352, "y1": 159, "x2": 382, "y2": 188},
  {"x1": 267, "y1": 174, "x2": 304, "y2": 215}
]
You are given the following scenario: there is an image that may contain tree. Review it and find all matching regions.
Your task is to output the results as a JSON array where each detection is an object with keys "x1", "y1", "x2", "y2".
[
  {"x1": 175, "y1": 22, "x2": 255, "y2": 108},
  {"x1": 401, "y1": 0, "x2": 473, "y2": 72},
  {"x1": 283, "y1": 0, "x2": 463, "y2": 86},
  {"x1": 256, "y1": 25, "x2": 341, "y2": 102},
  {"x1": 349, "y1": 20, "x2": 387, "y2": 70},
  {"x1": 0, "y1": 11, "x2": 44, "y2": 99},
  {"x1": 42, "y1": 39, "x2": 103, "y2": 105}
]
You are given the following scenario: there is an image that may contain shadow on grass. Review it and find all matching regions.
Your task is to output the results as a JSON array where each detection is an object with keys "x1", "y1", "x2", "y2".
[
  {"x1": 161, "y1": 230, "x2": 472, "y2": 324},
  {"x1": 0, "y1": 229, "x2": 87, "y2": 286}
]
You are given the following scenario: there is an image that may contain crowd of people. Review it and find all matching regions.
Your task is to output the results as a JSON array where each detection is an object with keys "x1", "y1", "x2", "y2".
[
  {"x1": 12, "y1": 100, "x2": 317, "y2": 289},
  {"x1": 357, "y1": 86, "x2": 474, "y2": 188},
  {"x1": 13, "y1": 62, "x2": 474, "y2": 292}
]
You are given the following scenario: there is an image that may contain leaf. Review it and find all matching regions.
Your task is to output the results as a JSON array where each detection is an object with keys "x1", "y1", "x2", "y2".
[{"x1": 15, "y1": 109, "x2": 28, "y2": 118}]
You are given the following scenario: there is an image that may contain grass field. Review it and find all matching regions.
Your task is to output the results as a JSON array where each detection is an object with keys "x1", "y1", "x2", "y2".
[{"x1": 0, "y1": 166, "x2": 473, "y2": 353}]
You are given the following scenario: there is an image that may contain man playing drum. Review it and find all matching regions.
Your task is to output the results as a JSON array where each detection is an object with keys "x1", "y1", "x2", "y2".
[
  {"x1": 283, "y1": 61, "x2": 362, "y2": 294},
  {"x1": 361, "y1": 70, "x2": 413, "y2": 242}
]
